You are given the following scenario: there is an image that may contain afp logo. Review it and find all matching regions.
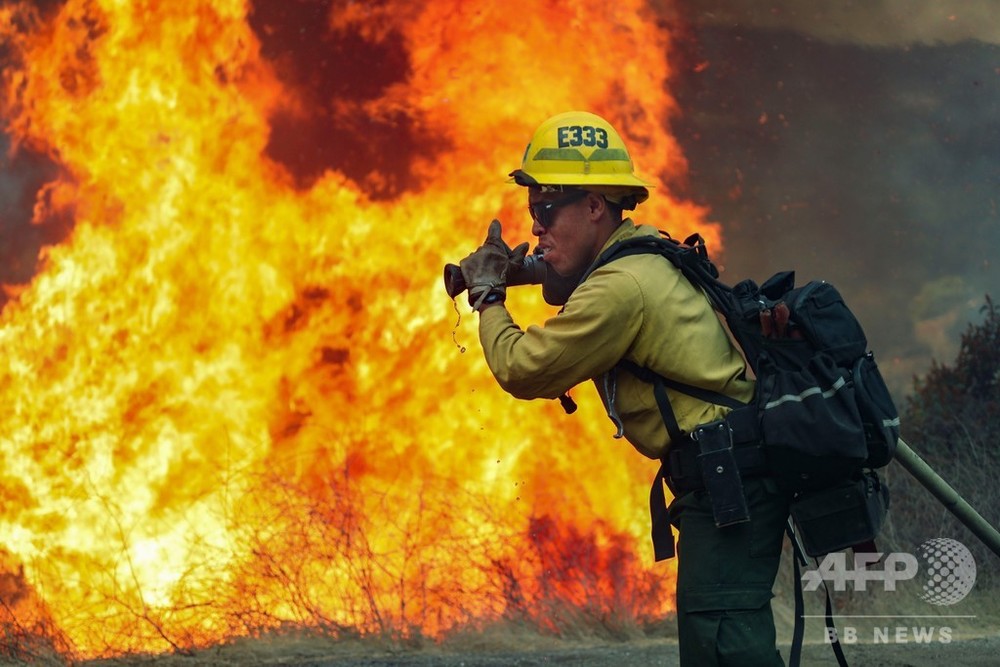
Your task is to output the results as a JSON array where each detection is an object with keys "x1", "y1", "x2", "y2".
[
  {"x1": 918, "y1": 538, "x2": 977, "y2": 605},
  {"x1": 802, "y1": 538, "x2": 977, "y2": 605}
]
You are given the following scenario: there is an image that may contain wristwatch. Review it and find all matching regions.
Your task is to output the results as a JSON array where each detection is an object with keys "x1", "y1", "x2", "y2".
[{"x1": 482, "y1": 291, "x2": 505, "y2": 305}]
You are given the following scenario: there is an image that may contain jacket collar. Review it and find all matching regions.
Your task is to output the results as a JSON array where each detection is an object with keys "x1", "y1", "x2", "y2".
[{"x1": 597, "y1": 219, "x2": 660, "y2": 256}]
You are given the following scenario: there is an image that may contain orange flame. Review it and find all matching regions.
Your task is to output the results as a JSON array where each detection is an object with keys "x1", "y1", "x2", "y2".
[{"x1": 0, "y1": 0, "x2": 718, "y2": 658}]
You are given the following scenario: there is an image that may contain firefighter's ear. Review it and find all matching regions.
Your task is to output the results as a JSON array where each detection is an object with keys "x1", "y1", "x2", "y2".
[{"x1": 585, "y1": 191, "x2": 607, "y2": 218}]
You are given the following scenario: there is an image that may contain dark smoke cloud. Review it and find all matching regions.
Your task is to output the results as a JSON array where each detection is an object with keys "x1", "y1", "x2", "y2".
[
  {"x1": 0, "y1": 136, "x2": 70, "y2": 308},
  {"x1": 668, "y1": 2, "x2": 1000, "y2": 396},
  {"x1": 674, "y1": 0, "x2": 1000, "y2": 47},
  {"x1": 247, "y1": 0, "x2": 444, "y2": 197},
  {"x1": 0, "y1": 0, "x2": 73, "y2": 308}
]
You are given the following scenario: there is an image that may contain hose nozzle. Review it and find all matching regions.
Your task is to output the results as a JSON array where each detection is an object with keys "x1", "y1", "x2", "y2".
[
  {"x1": 442, "y1": 254, "x2": 547, "y2": 299},
  {"x1": 443, "y1": 250, "x2": 581, "y2": 307}
]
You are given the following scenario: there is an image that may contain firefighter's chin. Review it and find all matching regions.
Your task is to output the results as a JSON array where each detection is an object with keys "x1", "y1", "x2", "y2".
[{"x1": 539, "y1": 249, "x2": 569, "y2": 277}]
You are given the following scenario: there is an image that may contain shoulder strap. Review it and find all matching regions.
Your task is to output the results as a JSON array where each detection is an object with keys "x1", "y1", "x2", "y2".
[
  {"x1": 582, "y1": 232, "x2": 745, "y2": 338},
  {"x1": 581, "y1": 232, "x2": 716, "y2": 283}
]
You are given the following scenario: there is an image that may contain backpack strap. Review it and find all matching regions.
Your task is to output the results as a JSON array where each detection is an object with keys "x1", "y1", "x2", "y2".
[
  {"x1": 581, "y1": 232, "x2": 723, "y2": 292},
  {"x1": 649, "y1": 462, "x2": 675, "y2": 561},
  {"x1": 786, "y1": 521, "x2": 850, "y2": 667}
]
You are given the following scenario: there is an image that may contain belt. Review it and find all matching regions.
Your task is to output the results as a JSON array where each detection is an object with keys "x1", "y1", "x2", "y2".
[{"x1": 666, "y1": 438, "x2": 768, "y2": 493}]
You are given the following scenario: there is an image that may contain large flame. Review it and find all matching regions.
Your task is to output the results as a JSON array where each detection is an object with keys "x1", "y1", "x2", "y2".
[{"x1": 0, "y1": 0, "x2": 719, "y2": 658}]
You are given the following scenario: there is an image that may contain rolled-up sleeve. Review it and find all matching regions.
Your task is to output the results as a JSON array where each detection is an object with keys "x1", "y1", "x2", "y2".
[{"x1": 478, "y1": 270, "x2": 643, "y2": 400}]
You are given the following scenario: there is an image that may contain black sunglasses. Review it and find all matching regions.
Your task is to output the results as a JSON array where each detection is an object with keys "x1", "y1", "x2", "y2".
[{"x1": 528, "y1": 189, "x2": 589, "y2": 229}]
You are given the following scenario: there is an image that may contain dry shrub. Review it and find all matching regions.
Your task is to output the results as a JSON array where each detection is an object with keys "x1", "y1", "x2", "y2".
[
  {"x1": 0, "y1": 550, "x2": 70, "y2": 666},
  {"x1": 882, "y1": 295, "x2": 1000, "y2": 591},
  {"x1": 213, "y1": 461, "x2": 673, "y2": 649}
]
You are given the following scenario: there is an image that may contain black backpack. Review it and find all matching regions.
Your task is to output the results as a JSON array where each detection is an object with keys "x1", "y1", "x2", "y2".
[{"x1": 581, "y1": 232, "x2": 900, "y2": 557}]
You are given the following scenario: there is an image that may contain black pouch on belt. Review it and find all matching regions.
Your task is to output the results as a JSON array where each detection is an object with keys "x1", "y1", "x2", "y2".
[
  {"x1": 694, "y1": 420, "x2": 751, "y2": 527},
  {"x1": 789, "y1": 470, "x2": 889, "y2": 557}
]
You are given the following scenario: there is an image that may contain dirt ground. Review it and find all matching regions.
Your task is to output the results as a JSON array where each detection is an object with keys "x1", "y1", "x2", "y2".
[
  {"x1": 116, "y1": 636, "x2": 999, "y2": 667},
  {"x1": 84, "y1": 632, "x2": 1000, "y2": 667},
  {"x1": 312, "y1": 637, "x2": 1000, "y2": 667}
]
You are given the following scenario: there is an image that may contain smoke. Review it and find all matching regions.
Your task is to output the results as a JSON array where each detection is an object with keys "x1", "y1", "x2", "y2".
[
  {"x1": 672, "y1": 0, "x2": 1000, "y2": 47},
  {"x1": 245, "y1": 0, "x2": 443, "y2": 197},
  {"x1": 0, "y1": 0, "x2": 73, "y2": 305},
  {"x1": 667, "y1": 2, "x2": 1000, "y2": 396},
  {"x1": 0, "y1": 137, "x2": 71, "y2": 307}
]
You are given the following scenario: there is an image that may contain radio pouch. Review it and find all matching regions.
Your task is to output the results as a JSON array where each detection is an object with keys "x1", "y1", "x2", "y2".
[{"x1": 695, "y1": 420, "x2": 751, "y2": 527}]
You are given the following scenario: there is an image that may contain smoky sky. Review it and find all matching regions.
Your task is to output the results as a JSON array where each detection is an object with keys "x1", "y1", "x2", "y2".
[
  {"x1": 670, "y1": 0, "x2": 1000, "y2": 47},
  {"x1": 667, "y1": 3, "x2": 1000, "y2": 395}
]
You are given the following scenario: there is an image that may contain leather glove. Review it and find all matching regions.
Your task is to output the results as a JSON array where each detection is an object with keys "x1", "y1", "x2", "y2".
[{"x1": 459, "y1": 219, "x2": 529, "y2": 311}]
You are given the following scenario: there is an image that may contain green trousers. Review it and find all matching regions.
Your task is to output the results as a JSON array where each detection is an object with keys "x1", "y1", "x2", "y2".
[{"x1": 668, "y1": 477, "x2": 791, "y2": 667}]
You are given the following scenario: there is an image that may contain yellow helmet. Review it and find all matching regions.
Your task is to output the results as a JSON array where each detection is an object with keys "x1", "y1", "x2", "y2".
[{"x1": 508, "y1": 111, "x2": 651, "y2": 209}]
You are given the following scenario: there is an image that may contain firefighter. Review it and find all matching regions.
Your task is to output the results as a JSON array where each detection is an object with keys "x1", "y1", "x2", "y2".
[{"x1": 459, "y1": 110, "x2": 790, "y2": 666}]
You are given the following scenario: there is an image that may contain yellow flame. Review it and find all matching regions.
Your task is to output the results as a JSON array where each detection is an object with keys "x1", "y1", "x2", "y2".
[{"x1": 0, "y1": 0, "x2": 718, "y2": 656}]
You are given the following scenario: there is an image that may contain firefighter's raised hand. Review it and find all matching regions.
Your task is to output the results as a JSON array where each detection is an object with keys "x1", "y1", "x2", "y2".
[{"x1": 460, "y1": 220, "x2": 529, "y2": 311}]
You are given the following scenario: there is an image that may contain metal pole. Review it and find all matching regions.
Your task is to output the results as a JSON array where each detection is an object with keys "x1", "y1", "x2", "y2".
[{"x1": 894, "y1": 438, "x2": 1000, "y2": 559}]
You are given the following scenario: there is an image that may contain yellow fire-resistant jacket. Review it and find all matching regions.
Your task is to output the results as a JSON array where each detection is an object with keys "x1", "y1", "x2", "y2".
[{"x1": 479, "y1": 221, "x2": 754, "y2": 459}]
